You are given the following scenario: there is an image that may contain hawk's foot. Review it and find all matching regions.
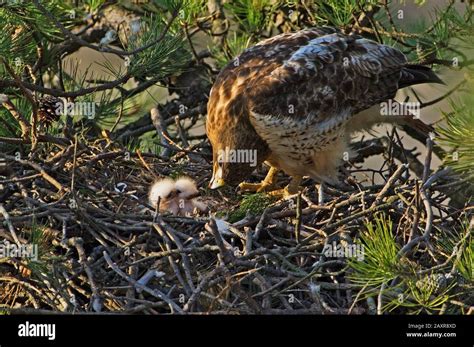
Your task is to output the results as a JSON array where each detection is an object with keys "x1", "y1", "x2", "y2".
[
  {"x1": 265, "y1": 176, "x2": 302, "y2": 199},
  {"x1": 238, "y1": 181, "x2": 277, "y2": 193},
  {"x1": 238, "y1": 166, "x2": 280, "y2": 193}
]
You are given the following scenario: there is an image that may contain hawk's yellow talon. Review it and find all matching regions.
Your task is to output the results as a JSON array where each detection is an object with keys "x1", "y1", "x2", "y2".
[
  {"x1": 239, "y1": 167, "x2": 279, "y2": 193},
  {"x1": 239, "y1": 174, "x2": 302, "y2": 199}
]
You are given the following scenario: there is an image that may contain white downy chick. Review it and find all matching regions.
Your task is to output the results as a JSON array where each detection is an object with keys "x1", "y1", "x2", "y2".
[
  {"x1": 174, "y1": 177, "x2": 208, "y2": 215},
  {"x1": 149, "y1": 177, "x2": 207, "y2": 216},
  {"x1": 148, "y1": 178, "x2": 179, "y2": 215},
  {"x1": 174, "y1": 177, "x2": 200, "y2": 199}
]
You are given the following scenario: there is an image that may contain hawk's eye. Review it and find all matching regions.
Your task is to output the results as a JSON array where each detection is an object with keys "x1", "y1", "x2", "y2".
[{"x1": 176, "y1": 189, "x2": 182, "y2": 194}]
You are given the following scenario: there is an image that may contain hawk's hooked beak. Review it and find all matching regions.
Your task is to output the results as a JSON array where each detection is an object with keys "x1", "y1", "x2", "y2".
[{"x1": 209, "y1": 166, "x2": 225, "y2": 189}]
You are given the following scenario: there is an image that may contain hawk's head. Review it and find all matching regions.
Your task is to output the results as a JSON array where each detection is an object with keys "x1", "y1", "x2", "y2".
[
  {"x1": 207, "y1": 122, "x2": 261, "y2": 189},
  {"x1": 206, "y1": 93, "x2": 270, "y2": 189}
]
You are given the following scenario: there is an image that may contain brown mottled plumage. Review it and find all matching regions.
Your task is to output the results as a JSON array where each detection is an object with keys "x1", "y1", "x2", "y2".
[{"x1": 206, "y1": 27, "x2": 443, "y2": 192}]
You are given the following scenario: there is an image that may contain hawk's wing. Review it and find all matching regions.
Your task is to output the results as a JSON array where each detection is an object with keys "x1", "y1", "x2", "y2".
[
  {"x1": 244, "y1": 28, "x2": 409, "y2": 128},
  {"x1": 208, "y1": 27, "x2": 441, "y2": 158}
]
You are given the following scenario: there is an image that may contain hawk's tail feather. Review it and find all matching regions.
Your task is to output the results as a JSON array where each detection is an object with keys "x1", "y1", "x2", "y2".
[{"x1": 399, "y1": 64, "x2": 445, "y2": 89}]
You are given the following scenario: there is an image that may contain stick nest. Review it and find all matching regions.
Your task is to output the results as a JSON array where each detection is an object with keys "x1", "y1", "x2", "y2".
[{"x1": 0, "y1": 133, "x2": 472, "y2": 315}]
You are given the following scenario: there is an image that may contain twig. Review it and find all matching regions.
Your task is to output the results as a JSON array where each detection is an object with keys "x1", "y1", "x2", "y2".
[
  {"x1": 103, "y1": 251, "x2": 183, "y2": 313},
  {"x1": 0, "y1": 204, "x2": 21, "y2": 246}
]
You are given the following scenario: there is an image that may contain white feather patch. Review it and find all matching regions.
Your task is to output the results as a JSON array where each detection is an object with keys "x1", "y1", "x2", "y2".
[
  {"x1": 148, "y1": 178, "x2": 175, "y2": 208},
  {"x1": 175, "y1": 177, "x2": 199, "y2": 198}
]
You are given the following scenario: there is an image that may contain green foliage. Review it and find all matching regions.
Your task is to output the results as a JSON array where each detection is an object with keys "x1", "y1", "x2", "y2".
[
  {"x1": 410, "y1": 4, "x2": 473, "y2": 64},
  {"x1": 124, "y1": 130, "x2": 164, "y2": 156},
  {"x1": 383, "y1": 275, "x2": 455, "y2": 314},
  {"x1": 425, "y1": 6, "x2": 468, "y2": 60},
  {"x1": 177, "y1": 0, "x2": 207, "y2": 24},
  {"x1": 84, "y1": 0, "x2": 105, "y2": 13},
  {"x1": 127, "y1": 15, "x2": 190, "y2": 80},
  {"x1": 0, "y1": 1, "x2": 76, "y2": 84},
  {"x1": 313, "y1": 0, "x2": 378, "y2": 27},
  {"x1": 167, "y1": 164, "x2": 188, "y2": 180},
  {"x1": 437, "y1": 219, "x2": 474, "y2": 282},
  {"x1": 349, "y1": 214, "x2": 473, "y2": 313},
  {"x1": 0, "y1": 1, "x2": 74, "y2": 42},
  {"x1": 25, "y1": 224, "x2": 55, "y2": 279},
  {"x1": 0, "y1": 25, "x2": 36, "y2": 69},
  {"x1": 228, "y1": 193, "x2": 276, "y2": 223},
  {"x1": 211, "y1": 32, "x2": 254, "y2": 69},
  {"x1": 349, "y1": 214, "x2": 402, "y2": 288},
  {"x1": 437, "y1": 85, "x2": 474, "y2": 175},
  {"x1": 457, "y1": 235, "x2": 474, "y2": 282},
  {"x1": 0, "y1": 104, "x2": 20, "y2": 138},
  {"x1": 0, "y1": 96, "x2": 31, "y2": 137},
  {"x1": 313, "y1": 0, "x2": 358, "y2": 27},
  {"x1": 54, "y1": 60, "x2": 129, "y2": 129},
  {"x1": 150, "y1": 0, "x2": 186, "y2": 13},
  {"x1": 225, "y1": 0, "x2": 274, "y2": 34}
]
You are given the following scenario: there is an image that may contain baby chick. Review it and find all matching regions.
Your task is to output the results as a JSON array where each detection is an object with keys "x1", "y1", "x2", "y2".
[
  {"x1": 175, "y1": 177, "x2": 208, "y2": 215},
  {"x1": 149, "y1": 177, "x2": 207, "y2": 216},
  {"x1": 149, "y1": 178, "x2": 179, "y2": 215}
]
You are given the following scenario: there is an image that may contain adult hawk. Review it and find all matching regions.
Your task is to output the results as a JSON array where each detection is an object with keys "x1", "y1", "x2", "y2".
[{"x1": 206, "y1": 27, "x2": 442, "y2": 194}]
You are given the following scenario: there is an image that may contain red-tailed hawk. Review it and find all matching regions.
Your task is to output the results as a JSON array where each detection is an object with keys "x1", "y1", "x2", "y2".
[{"x1": 206, "y1": 27, "x2": 442, "y2": 194}]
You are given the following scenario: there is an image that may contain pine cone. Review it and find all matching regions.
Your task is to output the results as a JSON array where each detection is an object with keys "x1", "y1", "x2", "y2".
[{"x1": 38, "y1": 95, "x2": 62, "y2": 128}]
